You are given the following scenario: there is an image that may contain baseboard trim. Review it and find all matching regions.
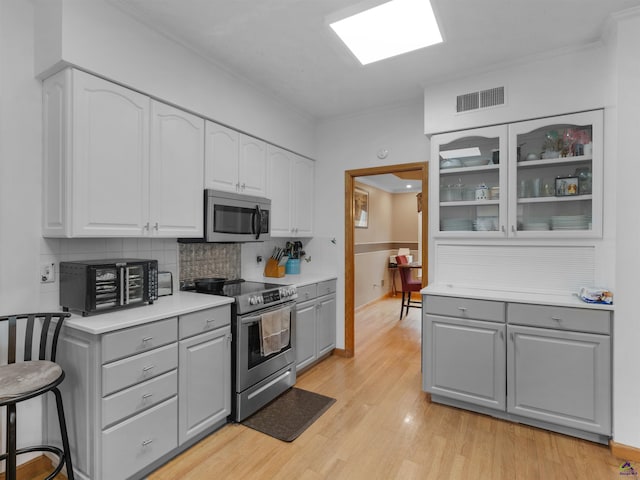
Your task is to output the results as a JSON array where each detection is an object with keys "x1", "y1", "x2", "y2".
[
  {"x1": 0, "y1": 454, "x2": 64, "y2": 480},
  {"x1": 332, "y1": 348, "x2": 349, "y2": 357},
  {"x1": 611, "y1": 441, "x2": 640, "y2": 462}
]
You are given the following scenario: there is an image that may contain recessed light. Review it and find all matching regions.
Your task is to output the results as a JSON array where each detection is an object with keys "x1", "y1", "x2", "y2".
[
  {"x1": 406, "y1": 184, "x2": 412, "y2": 189},
  {"x1": 329, "y1": 0, "x2": 442, "y2": 65}
]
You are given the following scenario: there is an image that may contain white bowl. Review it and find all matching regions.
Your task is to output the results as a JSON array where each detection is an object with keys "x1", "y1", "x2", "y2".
[
  {"x1": 462, "y1": 157, "x2": 491, "y2": 167},
  {"x1": 440, "y1": 158, "x2": 462, "y2": 169}
]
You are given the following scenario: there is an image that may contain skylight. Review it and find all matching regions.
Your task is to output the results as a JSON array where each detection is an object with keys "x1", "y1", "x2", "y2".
[{"x1": 329, "y1": 0, "x2": 442, "y2": 65}]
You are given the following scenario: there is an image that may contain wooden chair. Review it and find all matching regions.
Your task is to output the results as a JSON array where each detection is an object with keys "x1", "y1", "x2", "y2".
[
  {"x1": 0, "y1": 312, "x2": 75, "y2": 480},
  {"x1": 395, "y1": 256, "x2": 421, "y2": 320}
]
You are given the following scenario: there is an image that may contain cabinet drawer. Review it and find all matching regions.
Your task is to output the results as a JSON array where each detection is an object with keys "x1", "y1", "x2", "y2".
[
  {"x1": 296, "y1": 284, "x2": 317, "y2": 302},
  {"x1": 102, "y1": 317, "x2": 177, "y2": 363},
  {"x1": 102, "y1": 370, "x2": 177, "y2": 428},
  {"x1": 424, "y1": 295, "x2": 505, "y2": 323},
  {"x1": 102, "y1": 397, "x2": 178, "y2": 480},
  {"x1": 317, "y1": 280, "x2": 337, "y2": 297},
  {"x1": 507, "y1": 303, "x2": 611, "y2": 334},
  {"x1": 102, "y1": 343, "x2": 178, "y2": 396},
  {"x1": 179, "y1": 305, "x2": 231, "y2": 340}
]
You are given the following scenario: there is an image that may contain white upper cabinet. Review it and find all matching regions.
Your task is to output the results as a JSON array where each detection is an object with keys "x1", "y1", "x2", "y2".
[
  {"x1": 204, "y1": 121, "x2": 267, "y2": 196},
  {"x1": 267, "y1": 145, "x2": 314, "y2": 237},
  {"x1": 42, "y1": 68, "x2": 204, "y2": 237},
  {"x1": 431, "y1": 110, "x2": 603, "y2": 239},
  {"x1": 149, "y1": 101, "x2": 204, "y2": 237}
]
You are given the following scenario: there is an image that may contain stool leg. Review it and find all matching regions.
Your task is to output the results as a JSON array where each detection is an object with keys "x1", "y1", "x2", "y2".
[
  {"x1": 399, "y1": 291, "x2": 405, "y2": 320},
  {"x1": 53, "y1": 388, "x2": 75, "y2": 480},
  {"x1": 6, "y1": 403, "x2": 16, "y2": 480}
]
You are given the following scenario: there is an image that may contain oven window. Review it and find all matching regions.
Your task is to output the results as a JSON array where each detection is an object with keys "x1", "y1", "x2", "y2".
[{"x1": 246, "y1": 315, "x2": 292, "y2": 369}]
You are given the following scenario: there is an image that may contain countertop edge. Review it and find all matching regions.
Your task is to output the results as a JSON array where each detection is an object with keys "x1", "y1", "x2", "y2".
[
  {"x1": 249, "y1": 273, "x2": 338, "y2": 287},
  {"x1": 421, "y1": 285, "x2": 615, "y2": 311},
  {"x1": 63, "y1": 292, "x2": 235, "y2": 335}
]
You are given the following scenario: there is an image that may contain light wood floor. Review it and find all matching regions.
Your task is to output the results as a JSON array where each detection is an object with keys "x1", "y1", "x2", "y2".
[{"x1": 147, "y1": 296, "x2": 623, "y2": 479}]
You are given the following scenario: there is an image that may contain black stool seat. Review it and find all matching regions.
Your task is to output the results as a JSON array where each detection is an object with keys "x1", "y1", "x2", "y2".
[{"x1": 0, "y1": 312, "x2": 75, "y2": 480}]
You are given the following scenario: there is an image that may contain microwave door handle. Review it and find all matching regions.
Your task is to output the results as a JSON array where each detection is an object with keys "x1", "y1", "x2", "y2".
[
  {"x1": 254, "y1": 205, "x2": 263, "y2": 240},
  {"x1": 119, "y1": 267, "x2": 125, "y2": 306}
]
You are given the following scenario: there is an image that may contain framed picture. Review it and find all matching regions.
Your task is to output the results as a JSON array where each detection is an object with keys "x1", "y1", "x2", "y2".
[
  {"x1": 354, "y1": 188, "x2": 369, "y2": 228},
  {"x1": 555, "y1": 176, "x2": 579, "y2": 196}
]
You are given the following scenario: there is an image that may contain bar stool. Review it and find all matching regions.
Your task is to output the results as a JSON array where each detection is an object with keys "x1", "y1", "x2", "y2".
[{"x1": 0, "y1": 312, "x2": 75, "y2": 480}]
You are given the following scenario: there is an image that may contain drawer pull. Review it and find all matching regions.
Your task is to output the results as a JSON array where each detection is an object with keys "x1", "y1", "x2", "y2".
[
  {"x1": 551, "y1": 317, "x2": 562, "y2": 322},
  {"x1": 458, "y1": 307, "x2": 467, "y2": 312},
  {"x1": 141, "y1": 439, "x2": 154, "y2": 447},
  {"x1": 141, "y1": 336, "x2": 153, "y2": 343},
  {"x1": 206, "y1": 318, "x2": 216, "y2": 323},
  {"x1": 142, "y1": 365, "x2": 155, "y2": 372},
  {"x1": 142, "y1": 393, "x2": 153, "y2": 400}
]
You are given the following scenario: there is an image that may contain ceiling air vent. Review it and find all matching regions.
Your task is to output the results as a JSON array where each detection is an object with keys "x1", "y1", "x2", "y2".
[{"x1": 456, "y1": 86, "x2": 505, "y2": 113}]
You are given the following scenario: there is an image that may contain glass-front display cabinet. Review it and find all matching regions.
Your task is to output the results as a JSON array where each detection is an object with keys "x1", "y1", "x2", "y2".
[
  {"x1": 431, "y1": 110, "x2": 603, "y2": 238},
  {"x1": 430, "y1": 125, "x2": 508, "y2": 237},
  {"x1": 508, "y1": 110, "x2": 603, "y2": 237}
]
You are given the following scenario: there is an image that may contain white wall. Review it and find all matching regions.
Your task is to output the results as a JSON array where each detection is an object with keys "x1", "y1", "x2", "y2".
[
  {"x1": 0, "y1": 0, "x2": 48, "y2": 465},
  {"x1": 34, "y1": 0, "x2": 316, "y2": 158},
  {"x1": 314, "y1": 101, "x2": 429, "y2": 348},
  {"x1": 424, "y1": 44, "x2": 607, "y2": 135},
  {"x1": 610, "y1": 10, "x2": 640, "y2": 449}
]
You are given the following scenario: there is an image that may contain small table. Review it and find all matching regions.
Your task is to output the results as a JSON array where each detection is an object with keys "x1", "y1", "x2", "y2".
[{"x1": 388, "y1": 262, "x2": 422, "y2": 295}]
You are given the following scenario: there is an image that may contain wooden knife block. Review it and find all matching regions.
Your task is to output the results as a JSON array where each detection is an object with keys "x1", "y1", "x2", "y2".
[{"x1": 264, "y1": 258, "x2": 285, "y2": 278}]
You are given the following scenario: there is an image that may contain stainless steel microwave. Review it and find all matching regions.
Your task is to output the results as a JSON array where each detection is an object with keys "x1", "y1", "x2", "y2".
[{"x1": 205, "y1": 189, "x2": 271, "y2": 242}]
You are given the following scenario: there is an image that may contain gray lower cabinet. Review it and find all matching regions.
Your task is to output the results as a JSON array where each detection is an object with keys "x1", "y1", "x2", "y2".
[
  {"x1": 178, "y1": 322, "x2": 231, "y2": 444},
  {"x1": 423, "y1": 294, "x2": 612, "y2": 443},
  {"x1": 295, "y1": 280, "x2": 337, "y2": 371},
  {"x1": 426, "y1": 315, "x2": 506, "y2": 410},
  {"x1": 47, "y1": 305, "x2": 231, "y2": 480}
]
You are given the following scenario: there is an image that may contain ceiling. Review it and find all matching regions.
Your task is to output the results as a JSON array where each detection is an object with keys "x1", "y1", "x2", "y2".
[
  {"x1": 356, "y1": 173, "x2": 422, "y2": 193},
  {"x1": 110, "y1": 0, "x2": 640, "y2": 119}
]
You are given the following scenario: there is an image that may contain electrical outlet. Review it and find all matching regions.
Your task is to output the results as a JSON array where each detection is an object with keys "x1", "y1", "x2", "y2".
[{"x1": 41, "y1": 263, "x2": 55, "y2": 283}]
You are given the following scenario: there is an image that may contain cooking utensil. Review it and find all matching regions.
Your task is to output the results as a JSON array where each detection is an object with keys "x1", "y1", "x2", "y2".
[{"x1": 194, "y1": 277, "x2": 226, "y2": 294}]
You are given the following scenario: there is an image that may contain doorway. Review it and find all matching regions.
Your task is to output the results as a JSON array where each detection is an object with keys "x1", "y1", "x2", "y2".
[{"x1": 343, "y1": 162, "x2": 428, "y2": 357}]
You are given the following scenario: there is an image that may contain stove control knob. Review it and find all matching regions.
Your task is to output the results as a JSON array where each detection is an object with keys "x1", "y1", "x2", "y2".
[
  {"x1": 257, "y1": 296, "x2": 264, "y2": 304},
  {"x1": 249, "y1": 296, "x2": 258, "y2": 305}
]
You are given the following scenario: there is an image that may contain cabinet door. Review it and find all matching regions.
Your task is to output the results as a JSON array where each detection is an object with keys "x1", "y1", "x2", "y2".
[
  {"x1": 292, "y1": 155, "x2": 314, "y2": 237},
  {"x1": 239, "y1": 134, "x2": 267, "y2": 196},
  {"x1": 425, "y1": 315, "x2": 506, "y2": 410},
  {"x1": 72, "y1": 70, "x2": 150, "y2": 236},
  {"x1": 178, "y1": 326, "x2": 231, "y2": 444},
  {"x1": 316, "y1": 294, "x2": 336, "y2": 357},
  {"x1": 431, "y1": 125, "x2": 508, "y2": 238},
  {"x1": 507, "y1": 325, "x2": 611, "y2": 434},
  {"x1": 204, "y1": 121, "x2": 239, "y2": 193},
  {"x1": 508, "y1": 110, "x2": 603, "y2": 237},
  {"x1": 150, "y1": 101, "x2": 204, "y2": 237},
  {"x1": 295, "y1": 300, "x2": 317, "y2": 370},
  {"x1": 267, "y1": 145, "x2": 293, "y2": 237}
]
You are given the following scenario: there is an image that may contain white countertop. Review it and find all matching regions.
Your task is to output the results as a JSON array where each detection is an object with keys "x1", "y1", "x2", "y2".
[
  {"x1": 248, "y1": 272, "x2": 338, "y2": 288},
  {"x1": 64, "y1": 291, "x2": 235, "y2": 335},
  {"x1": 421, "y1": 284, "x2": 615, "y2": 311}
]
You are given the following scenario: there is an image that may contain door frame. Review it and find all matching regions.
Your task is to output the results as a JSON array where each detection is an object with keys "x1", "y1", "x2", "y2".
[{"x1": 343, "y1": 162, "x2": 428, "y2": 357}]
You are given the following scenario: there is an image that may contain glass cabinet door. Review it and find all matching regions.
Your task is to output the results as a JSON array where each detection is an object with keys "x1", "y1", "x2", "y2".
[
  {"x1": 508, "y1": 110, "x2": 603, "y2": 237},
  {"x1": 431, "y1": 125, "x2": 508, "y2": 237}
]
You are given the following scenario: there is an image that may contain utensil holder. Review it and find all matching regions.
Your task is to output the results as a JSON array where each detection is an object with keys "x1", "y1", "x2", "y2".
[
  {"x1": 285, "y1": 258, "x2": 300, "y2": 274},
  {"x1": 264, "y1": 258, "x2": 285, "y2": 278}
]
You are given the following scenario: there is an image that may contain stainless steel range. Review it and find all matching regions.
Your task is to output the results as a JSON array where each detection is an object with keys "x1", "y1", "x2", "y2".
[{"x1": 190, "y1": 279, "x2": 297, "y2": 421}]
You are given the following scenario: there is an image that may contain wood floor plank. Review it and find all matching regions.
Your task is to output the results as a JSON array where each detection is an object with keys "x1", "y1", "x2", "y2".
[{"x1": 140, "y1": 297, "x2": 626, "y2": 478}]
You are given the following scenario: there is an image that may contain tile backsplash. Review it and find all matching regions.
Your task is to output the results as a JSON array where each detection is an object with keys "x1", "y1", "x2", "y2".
[
  {"x1": 178, "y1": 243, "x2": 241, "y2": 284},
  {"x1": 40, "y1": 237, "x2": 179, "y2": 310}
]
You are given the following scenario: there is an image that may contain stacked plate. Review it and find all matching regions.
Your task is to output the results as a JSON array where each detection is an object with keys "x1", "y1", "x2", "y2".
[
  {"x1": 522, "y1": 222, "x2": 550, "y2": 231},
  {"x1": 441, "y1": 218, "x2": 473, "y2": 231},
  {"x1": 474, "y1": 216, "x2": 498, "y2": 231},
  {"x1": 550, "y1": 214, "x2": 590, "y2": 230}
]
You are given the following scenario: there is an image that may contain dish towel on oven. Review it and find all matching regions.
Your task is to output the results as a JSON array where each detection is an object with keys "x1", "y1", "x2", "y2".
[{"x1": 260, "y1": 308, "x2": 291, "y2": 356}]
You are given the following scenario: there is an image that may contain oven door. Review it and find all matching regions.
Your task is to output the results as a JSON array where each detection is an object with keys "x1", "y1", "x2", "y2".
[{"x1": 235, "y1": 301, "x2": 296, "y2": 393}]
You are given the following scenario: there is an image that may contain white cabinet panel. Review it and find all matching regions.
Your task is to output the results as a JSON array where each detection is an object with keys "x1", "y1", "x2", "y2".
[
  {"x1": 292, "y1": 156, "x2": 314, "y2": 237},
  {"x1": 204, "y1": 122, "x2": 240, "y2": 192},
  {"x1": 295, "y1": 300, "x2": 317, "y2": 371},
  {"x1": 239, "y1": 134, "x2": 267, "y2": 196},
  {"x1": 150, "y1": 101, "x2": 204, "y2": 237}
]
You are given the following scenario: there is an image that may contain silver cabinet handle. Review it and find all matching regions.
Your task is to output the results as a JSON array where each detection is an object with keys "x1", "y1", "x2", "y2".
[
  {"x1": 551, "y1": 316, "x2": 562, "y2": 321},
  {"x1": 510, "y1": 332, "x2": 514, "y2": 341},
  {"x1": 511, "y1": 225, "x2": 516, "y2": 233},
  {"x1": 143, "y1": 222, "x2": 150, "y2": 231},
  {"x1": 141, "y1": 336, "x2": 153, "y2": 343},
  {"x1": 142, "y1": 393, "x2": 153, "y2": 400},
  {"x1": 142, "y1": 365, "x2": 155, "y2": 372},
  {"x1": 241, "y1": 182, "x2": 246, "y2": 190},
  {"x1": 154, "y1": 222, "x2": 159, "y2": 230},
  {"x1": 501, "y1": 225, "x2": 506, "y2": 233},
  {"x1": 142, "y1": 439, "x2": 154, "y2": 447},
  {"x1": 458, "y1": 307, "x2": 467, "y2": 312}
]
